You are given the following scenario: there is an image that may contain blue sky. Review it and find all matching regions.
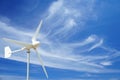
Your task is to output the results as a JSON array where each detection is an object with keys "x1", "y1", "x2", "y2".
[{"x1": 0, "y1": 0, "x2": 120, "y2": 80}]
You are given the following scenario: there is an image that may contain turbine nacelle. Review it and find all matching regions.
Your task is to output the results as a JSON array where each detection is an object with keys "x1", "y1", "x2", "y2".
[{"x1": 32, "y1": 41, "x2": 40, "y2": 49}]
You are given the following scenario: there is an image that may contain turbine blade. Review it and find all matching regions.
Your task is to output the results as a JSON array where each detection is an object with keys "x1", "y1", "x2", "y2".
[
  {"x1": 3, "y1": 38, "x2": 32, "y2": 47},
  {"x1": 32, "y1": 20, "x2": 43, "y2": 42},
  {"x1": 35, "y1": 49, "x2": 48, "y2": 78}
]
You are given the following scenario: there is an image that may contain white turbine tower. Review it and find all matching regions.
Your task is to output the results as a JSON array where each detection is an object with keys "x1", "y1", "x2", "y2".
[{"x1": 3, "y1": 20, "x2": 48, "y2": 80}]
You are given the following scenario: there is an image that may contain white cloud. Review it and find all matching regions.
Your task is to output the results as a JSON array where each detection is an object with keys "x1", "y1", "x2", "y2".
[
  {"x1": 64, "y1": 18, "x2": 77, "y2": 29},
  {"x1": 0, "y1": 21, "x2": 32, "y2": 39},
  {"x1": 0, "y1": 20, "x2": 120, "y2": 73},
  {"x1": 48, "y1": 0, "x2": 63, "y2": 18},
  {"x1": 100, "y1": 61, "x2": 112, "y2": 66},
  {"x1": 44, "y1": 0, "x2": 97, "y2": 37}
]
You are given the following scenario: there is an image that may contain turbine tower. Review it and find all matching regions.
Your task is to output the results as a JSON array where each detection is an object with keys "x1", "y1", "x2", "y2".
[{"x1": 3, "y1": 20, "x2": 48, "y2": 80}]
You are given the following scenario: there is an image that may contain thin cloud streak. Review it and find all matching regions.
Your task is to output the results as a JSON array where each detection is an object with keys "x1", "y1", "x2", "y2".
[{"x1": 88, "y1": 39, "x2": 103, "y2": 51}]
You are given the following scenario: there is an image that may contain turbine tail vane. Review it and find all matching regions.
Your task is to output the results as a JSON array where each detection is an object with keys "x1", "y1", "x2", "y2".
[
  {"x1": 4, "y1": 46, "x2": 25, "y2": 58},
  {"x1": 5, "y1": 46, "x2": 12, "y2": 58}
]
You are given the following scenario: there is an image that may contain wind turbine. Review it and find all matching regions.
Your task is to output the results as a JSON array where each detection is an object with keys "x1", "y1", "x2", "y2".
[{"x1": 3, "y1": 20, "x2": 48, "y2": 80}]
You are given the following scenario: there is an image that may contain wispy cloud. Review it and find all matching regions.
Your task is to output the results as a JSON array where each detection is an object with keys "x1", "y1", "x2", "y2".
[
  {"x1": 44, "y1": 0, "x2": 97, "y2": 37},
  {"x1": 0, "y1": 0, "x2": 120, "y2": 74},
  {"x1": 88, "y1": 39, "x2": 103, "y2": 51}
]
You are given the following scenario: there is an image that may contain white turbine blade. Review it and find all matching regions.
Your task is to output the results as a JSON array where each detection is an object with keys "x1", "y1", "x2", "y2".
[
  {"x1": 35, "y1": 49, "x2": 48, "y2": 78},
  {"x1": 32, "y1": 20, "x2": 43, "y2": 42},
  {"x1": 3, "y1": 38, "x2": 32, "y2": 47}
]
